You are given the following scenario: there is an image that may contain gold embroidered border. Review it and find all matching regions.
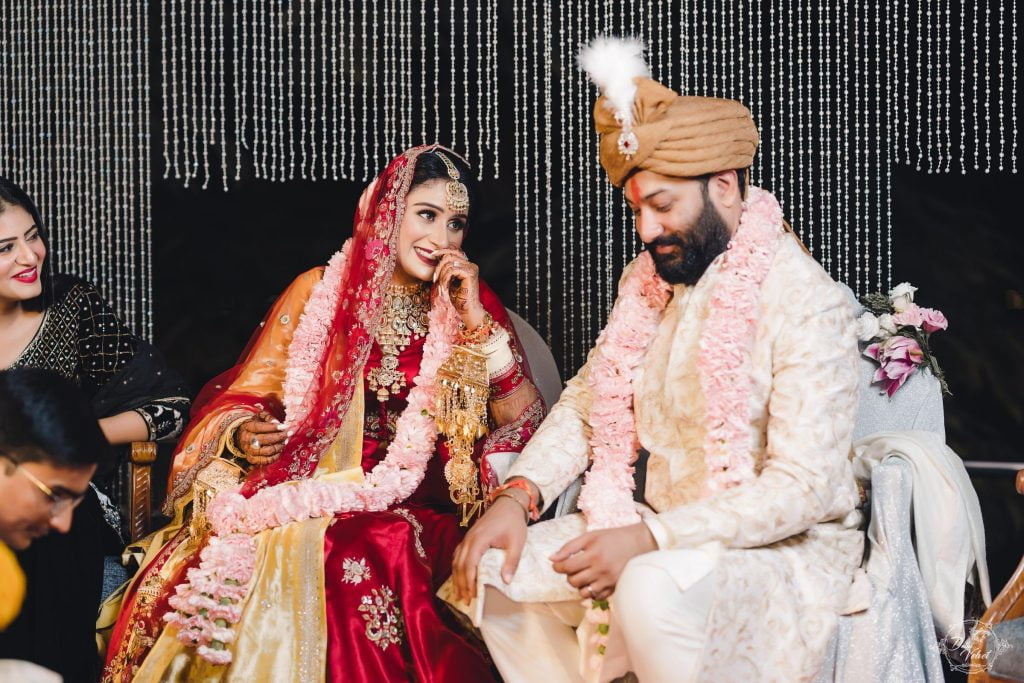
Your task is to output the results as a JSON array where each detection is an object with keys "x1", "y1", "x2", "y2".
[{"x1": 391, "y1": 508, "x2": 426, "y2": 560}]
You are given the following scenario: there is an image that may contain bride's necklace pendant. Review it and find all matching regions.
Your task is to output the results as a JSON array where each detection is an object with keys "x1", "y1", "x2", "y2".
[{"x1": 368, "y1": 283, "x2": 430, "y2": 402}]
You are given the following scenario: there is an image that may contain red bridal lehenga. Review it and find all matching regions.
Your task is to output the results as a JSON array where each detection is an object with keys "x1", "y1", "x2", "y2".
[{"x1": 101, "y1": 146, "x2": 544, "y2": 682}]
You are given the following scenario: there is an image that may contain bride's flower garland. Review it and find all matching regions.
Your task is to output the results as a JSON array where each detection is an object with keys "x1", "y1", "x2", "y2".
[
  {"x1": 576, "y1": 186, "x2": 784, "y2": 668},
  {"x1": 165, "y1": 240, "x2": 461, "y2": 664}
]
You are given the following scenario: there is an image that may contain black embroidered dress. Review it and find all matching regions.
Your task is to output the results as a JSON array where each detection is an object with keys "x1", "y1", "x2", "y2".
[{"x1": 0, "y1": 275, "x2": 190, "y2": 682}]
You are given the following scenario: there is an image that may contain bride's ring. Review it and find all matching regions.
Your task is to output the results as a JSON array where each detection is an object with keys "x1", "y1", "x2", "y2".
[
  {"x1": 583, "y1": 585, "x2": 593, "y2": 598},
  {"x1": 251, "y1": 437, "x2": 261, "y2": 449}
]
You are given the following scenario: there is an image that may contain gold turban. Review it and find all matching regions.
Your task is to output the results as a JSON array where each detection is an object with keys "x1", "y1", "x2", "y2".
[{"x1": 593, "y1": 77, "x2": 759, "y2": 187}]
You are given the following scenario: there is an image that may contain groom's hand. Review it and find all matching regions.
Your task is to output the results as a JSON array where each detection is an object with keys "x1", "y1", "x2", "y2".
[
  {"x1": 550, "y1": 523, "x2": 657, "y2": 601},
  {"x1": 451, "y1": 496, "x2": 529, "y2": 604}
]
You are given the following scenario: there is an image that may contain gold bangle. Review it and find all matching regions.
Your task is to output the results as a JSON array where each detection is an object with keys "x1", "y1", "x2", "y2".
[
  {"x1": 488, "y1": 480, "x2": 539, "y2": 521},
  {"x1": 457, "y1": 312, "x2": 499, "y2": 346},
  {"x1": 224, "y1": 423, "x2": 249, "y2": 460},
  {"x1": 495, "y1": 490, "x2": 530, "y2": 523}
]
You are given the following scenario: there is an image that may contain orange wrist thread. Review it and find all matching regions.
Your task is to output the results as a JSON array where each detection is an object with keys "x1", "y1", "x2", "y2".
[{"x1": 487, "y1": 480, "x2": 539, "y2": 521}]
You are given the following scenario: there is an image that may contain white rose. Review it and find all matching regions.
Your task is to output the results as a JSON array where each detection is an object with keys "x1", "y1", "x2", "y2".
[
  {"x1": 889, "y1": 282, "x2": 918, "y2": 312},
  {"x1": 877, "y1": 313, "x2": 898, "y2": 336},
  {"x1": 855, "y1": 312, "x2": 881, "y2": 341}
]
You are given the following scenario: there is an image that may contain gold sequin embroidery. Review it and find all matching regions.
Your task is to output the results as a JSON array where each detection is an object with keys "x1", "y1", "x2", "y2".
[
  {"x1": 391, "y1": 508, "x2": 426, "y2": 560},
  {"x1": 342, "y1": 557, "x2": 372, "y2": 585},
  {"x1": 358, "y1": 587, "x2": 405, "y2": 651}
]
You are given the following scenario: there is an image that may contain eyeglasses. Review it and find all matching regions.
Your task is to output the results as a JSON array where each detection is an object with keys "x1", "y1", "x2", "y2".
[{"x1": 1, "y1": 455, "x2": 87, "y2": 518}]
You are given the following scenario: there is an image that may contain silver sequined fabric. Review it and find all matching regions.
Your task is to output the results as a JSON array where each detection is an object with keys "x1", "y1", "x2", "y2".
[{"x1": 817, "y1": 459, "x2": 945, "y2": 682}]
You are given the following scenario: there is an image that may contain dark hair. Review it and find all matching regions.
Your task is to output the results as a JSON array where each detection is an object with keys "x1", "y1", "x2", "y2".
[
  {"x1": 697, "y1": 168, "x2": 748, "y2": 199},
  {"x1": 0, "y1": 368, "x2": 109, "y2": 469},
  {"x1": 410, "y1": 149, "x2": 478, "y2": 220},
  {"x1": 0, "y1": 176, "x2": 53, "y2": 312}
]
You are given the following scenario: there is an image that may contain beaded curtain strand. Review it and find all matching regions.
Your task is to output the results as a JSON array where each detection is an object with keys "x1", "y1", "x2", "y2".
[
  {"x1": 508, "y1": 1, "x2": 1019, "y2": 375},
  {"x1": 0, "y1": 1, "x2": 151, "y2": 337},
  {"x1": 158, "y1": 1, "x2": 501, "y2": 187},
  {"x1": 0, "y1": 1, "x2": 1018, "y2": 366}
]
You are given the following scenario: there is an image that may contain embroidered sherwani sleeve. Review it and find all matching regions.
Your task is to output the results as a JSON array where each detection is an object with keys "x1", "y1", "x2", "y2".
[
  {"x1": 650, "y1": 284, "x2": 860, "y2": 549},
  {"x1": 505, "y1": 352, "x2": 595, "y2": 513}
]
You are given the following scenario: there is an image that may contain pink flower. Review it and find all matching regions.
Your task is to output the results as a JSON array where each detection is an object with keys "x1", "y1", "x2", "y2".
[
  {"x1": 207, "y1": 492, "x2": 248, "y2": 535},
  {"x1": 282, "y1": 244, "x2": 349, "y2": 427},
  {"x1": 696, "y1": 187, "x2": 777, "y2": 491},
  {"x1": 892, "y1": 304, "x2": 925, "y2": 329},
  {"x1": 196, "y1": 646, "x2": 232, "y2": 666},
  {"x1": 866, "y1": 336, "x2": 925, "y2": 396},
  {"x1": 920, "y1": 307, "x2": 948, "y2": 332},
  {"x1": 364, "y1": 238, "x2": 386, "y2": 261},
  {"x1": 209, "y1": 626, "x2": 237, "y2": 644}
]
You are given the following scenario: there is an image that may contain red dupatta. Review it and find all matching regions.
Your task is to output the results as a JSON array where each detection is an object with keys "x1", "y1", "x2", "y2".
[
  {"x1": 108, "y1": 145, "x2": 546, "y2": 675},
  {"x1": 163, "y1": 146, "x2": 440, "y2": 510},
  {"x1": 164, "y1": 144, "x2": 542, "y2": 510},
  {"x1": 241, "y1": 147, "x2": 418, "y2": 493}
]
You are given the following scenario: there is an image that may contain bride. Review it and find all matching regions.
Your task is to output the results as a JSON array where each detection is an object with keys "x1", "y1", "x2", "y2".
[{"x1": 103, "y1": 145, "x2": 545, "y2": 682}]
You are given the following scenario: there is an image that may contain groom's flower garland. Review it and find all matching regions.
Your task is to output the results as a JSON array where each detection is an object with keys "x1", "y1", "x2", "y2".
[
  {"x1": 576, "y1": 187, "x2": 784, "y2": 667},
  {"x1": 575, "y1": 251, "x2": 672, "y2": 530},
  {"x1": 165, "y1": 239, "x2": 461, "y2": 664}
]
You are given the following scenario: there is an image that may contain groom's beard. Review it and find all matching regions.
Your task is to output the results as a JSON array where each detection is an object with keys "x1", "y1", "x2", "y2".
[{"x1": 646, "y1": 198, "x2": 732, "y2": 285}]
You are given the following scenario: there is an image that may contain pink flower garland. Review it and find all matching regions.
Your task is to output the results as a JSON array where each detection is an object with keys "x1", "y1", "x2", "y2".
[
  {"x1": 164, "y1": 534, "x2": 255, "y2": 665},
  {"x1": 280, "y1": 240, "x2": 352, "y2": 429},
  {"x1": 696, "y1": 187, "x2": 782, "y2": 492},
  {"x1": 165, "y1": 244, "x2": 462, "y2": 664},
  {"x1": 575, "y1": 186, "x2": 783, "y2": 667},
  {"x1": 576, "y1": 251, "x2": 671, "y2": 530},
  {"x1": 574, "y1": 249, "x2": 671, "y2": 665}
]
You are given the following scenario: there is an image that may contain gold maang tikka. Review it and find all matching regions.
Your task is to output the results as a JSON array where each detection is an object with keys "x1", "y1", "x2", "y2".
[{"x1": 435, "y1": 151, "x2": 470, "y2": 214}]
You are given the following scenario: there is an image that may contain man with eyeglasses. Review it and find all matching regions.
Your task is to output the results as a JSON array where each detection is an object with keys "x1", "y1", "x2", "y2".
[
  {"x1": 0, "y1": 368, "x2": 107, "y2": 681},
  {"x1": 0, "y1": 368, "x2": 105, "y2": 551}
]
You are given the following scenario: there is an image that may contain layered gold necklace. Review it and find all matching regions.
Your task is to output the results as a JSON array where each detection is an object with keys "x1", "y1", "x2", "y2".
[{"x1": 367, "y1": 282, "x2": 431, "y2": 402}]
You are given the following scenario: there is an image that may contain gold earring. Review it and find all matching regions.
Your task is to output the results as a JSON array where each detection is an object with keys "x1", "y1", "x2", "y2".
[{"x1": 435, "y1": 151, "x2": 470, "y2": 214}]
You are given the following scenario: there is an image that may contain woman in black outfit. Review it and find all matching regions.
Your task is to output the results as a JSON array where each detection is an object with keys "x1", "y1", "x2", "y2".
[{"x1": 0, "y1": 176, "x2": 190, "y2": 681}]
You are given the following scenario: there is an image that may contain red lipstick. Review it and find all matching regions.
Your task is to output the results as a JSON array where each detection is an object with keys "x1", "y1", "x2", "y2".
[
  {"x1": 414, "y1": 247, "x2": 438, "y2": 267},
  {"x1": 12, "y1": 267, "x2": 38, "y2": 284}
]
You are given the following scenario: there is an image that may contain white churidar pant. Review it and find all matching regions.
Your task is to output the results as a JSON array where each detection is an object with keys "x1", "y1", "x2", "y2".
[{"x1": 478, "y1": 549, "x2": 718, "y2": 683}]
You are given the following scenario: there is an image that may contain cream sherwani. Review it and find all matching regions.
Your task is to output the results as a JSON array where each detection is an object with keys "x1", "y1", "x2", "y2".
[{"x1": 443, "y1": 234, "x2": 866, "y2": 682}]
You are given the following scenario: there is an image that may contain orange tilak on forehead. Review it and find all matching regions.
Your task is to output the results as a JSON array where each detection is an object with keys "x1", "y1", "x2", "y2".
[{"x1": 625, "y1": 175, "x2": 643, "y2": 204}]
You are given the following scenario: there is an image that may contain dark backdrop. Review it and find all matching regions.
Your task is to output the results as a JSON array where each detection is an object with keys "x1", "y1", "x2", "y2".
[{"x1": 143, "y1": 7, "x2": 1022, "y2": 613}]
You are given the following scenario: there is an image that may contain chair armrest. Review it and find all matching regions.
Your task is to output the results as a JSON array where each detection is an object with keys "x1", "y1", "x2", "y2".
[
  {"x1": 126, "y1": 442, "x2": 157, "y2": 542},
  {"x1": 969, "y1": 469, "x2": 1024, "y2": 681}
]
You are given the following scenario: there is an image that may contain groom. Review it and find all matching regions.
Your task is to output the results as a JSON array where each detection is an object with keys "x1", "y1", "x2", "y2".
[{"x1": 446, "y1": 38, "x2": 865, "y2": 682}]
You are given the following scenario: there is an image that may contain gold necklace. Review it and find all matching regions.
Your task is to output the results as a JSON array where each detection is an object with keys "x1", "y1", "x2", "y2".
[{"x1": 367, "y1": 282, "x2": 430, "y2": 402}]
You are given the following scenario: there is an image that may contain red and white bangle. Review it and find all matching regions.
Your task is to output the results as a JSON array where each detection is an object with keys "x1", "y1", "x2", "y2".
[
  {"x1": 481, "y1": 327, "x2": 514, "y2": 375},
  {"x1": 479, "y1": 327, "x2": 527, "y2": 399}
]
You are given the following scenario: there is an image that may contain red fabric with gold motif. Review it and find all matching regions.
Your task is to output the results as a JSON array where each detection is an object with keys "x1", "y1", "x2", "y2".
[{"x1": 103, "y1": 147, "x2": 545, "y2": 681}]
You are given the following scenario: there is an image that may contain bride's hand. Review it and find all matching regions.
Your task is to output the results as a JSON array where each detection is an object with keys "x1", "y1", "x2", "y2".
[
  {"x1": 433, "y1": 248, "x2": 486, "y2": 330},
  {"x1": 235, "y1": 411, "x2": 286, "y2": 465}
]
